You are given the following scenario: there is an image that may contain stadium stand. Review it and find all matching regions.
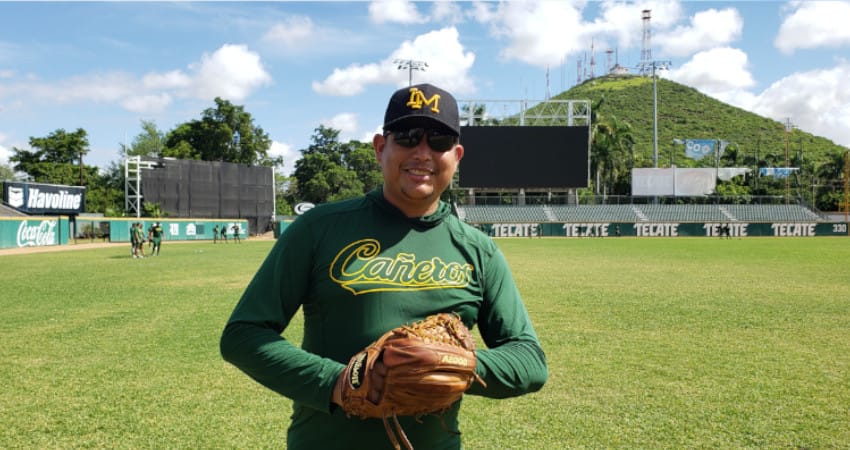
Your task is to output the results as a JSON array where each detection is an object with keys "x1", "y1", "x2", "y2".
[
  {"x1": 458, "y1": 203, "x2": 826, "y2": 223},
  {"x1": 722, "y1": 204, "x2": 823, "y2": 222}
]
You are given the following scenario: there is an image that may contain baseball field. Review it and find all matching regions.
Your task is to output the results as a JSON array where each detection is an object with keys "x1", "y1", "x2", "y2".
[{"x1": 1, "y1": 237, "x2": 848, "y2": 449}]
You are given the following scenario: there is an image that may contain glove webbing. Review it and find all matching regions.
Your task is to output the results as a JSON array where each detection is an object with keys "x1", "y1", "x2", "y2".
[
  {"x1": 383, "y1": 414, "x2": 412, "y2": 450},
  {"x1": 382, "y1": 412, "x2": 465, "y2": 450}
]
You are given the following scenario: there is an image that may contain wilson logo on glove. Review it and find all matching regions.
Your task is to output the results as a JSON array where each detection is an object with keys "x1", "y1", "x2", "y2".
[{"x1": 348, "y1": 352, "x2": 368, "y2": 389}]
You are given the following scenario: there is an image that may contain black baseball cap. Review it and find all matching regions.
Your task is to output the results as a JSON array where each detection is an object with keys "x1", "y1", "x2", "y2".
[{"x1": 382, "y1": 83, "x2": 460, "y2": 136}]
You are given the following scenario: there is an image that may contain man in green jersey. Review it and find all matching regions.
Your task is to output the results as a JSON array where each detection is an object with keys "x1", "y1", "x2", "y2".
[
  {"x1": 150, "y1": 222, "x2": 164, "y2": 255},
  {"x1": 221, "y1": 83, "x2": 548, "y2": 449}
]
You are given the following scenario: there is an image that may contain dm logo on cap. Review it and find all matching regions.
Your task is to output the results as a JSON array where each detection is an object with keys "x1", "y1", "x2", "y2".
[{"x1": 406, "y1": 87, "x2": 440, "y2": 114}]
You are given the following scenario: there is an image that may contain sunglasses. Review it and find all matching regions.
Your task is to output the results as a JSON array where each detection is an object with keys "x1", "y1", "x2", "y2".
[{"x1": 386, "y1": 128, "x2": 458, "y2": 152}]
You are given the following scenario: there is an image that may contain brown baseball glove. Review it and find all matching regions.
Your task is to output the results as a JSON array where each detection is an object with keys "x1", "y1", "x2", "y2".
[{"x1": 340, "y1": 312, "x2": 486, "y2": 450}]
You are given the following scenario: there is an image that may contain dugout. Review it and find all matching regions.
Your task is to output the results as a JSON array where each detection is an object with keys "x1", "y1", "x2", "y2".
[{"x1": 132, "y1": 158, "x2": 274, "y2": 234}]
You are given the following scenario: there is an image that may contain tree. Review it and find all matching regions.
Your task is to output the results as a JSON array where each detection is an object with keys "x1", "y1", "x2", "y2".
[
  {"x1": 0, "y1": 163, "x2": 14, "y2": 181},
  {"x1": 291, "y1": 126, "x2": 381, "y2": 204},
  {"x1": 164, "y1": 97, "x2": 275, "y2": 166},
  {"x1": 9, "y1": 128, "x2": 127, "y2": 214},
  {"x1": 10, "y1": 128, "x2": 92, "y2": 186},
  {"x1": 813, "y1": 149, "x2": 848, "y2": 210},
  {"x1": 345, "y1": 140, "x2": 383, "y2": 192},
  {"x1": 274, "y1": 172, "x2": 295, "y2": 216},
  {"x1": 120, "y1": 120, "x2": 166, "y2": 158},
  {"x1": 590, "y1": 99, "x2": 635, "y2": 197}
]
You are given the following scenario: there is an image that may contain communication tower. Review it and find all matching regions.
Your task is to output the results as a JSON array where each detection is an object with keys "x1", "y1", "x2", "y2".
[
  {"x1": 640, "y1": 10, "x2": 652, "y2": 76},
  {"x1": 589, "y1": 39, "x2": 596, "y2": 79}
]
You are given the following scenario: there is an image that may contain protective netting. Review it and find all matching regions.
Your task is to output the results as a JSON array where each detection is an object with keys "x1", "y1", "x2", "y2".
[{"x1": 140, "y1": 159, "x2": 273, "y2": 233}]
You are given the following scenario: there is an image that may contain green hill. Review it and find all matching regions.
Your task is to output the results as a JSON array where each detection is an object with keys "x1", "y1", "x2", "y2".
[
  {"x1": 541, "y1": 75, "x2": 847, "y2": 209},
  {"x1": 556, "y1": 75, "x2": 844, "y2": 169}
]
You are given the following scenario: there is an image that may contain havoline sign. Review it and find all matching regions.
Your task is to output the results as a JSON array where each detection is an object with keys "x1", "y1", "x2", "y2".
[{"x1": 3, "y1": 181, "x2": 86, "y2": 214}]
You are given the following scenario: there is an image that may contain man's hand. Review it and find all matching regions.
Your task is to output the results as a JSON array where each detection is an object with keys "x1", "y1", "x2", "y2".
[
  {"x1": 333, "y1": 360, "x2": 386, "y2": 407},
  {"x1": 367, "y1": 360, "x2": 387, "y2": 404}
]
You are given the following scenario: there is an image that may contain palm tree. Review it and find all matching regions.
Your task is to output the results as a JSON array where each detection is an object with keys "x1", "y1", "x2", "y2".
[
  {"x1": 813, "y1": 149, "x2": 848, "y2": 210},
  {"x1": 591, "y1": 105, "x2": 635, "y2": 197}
]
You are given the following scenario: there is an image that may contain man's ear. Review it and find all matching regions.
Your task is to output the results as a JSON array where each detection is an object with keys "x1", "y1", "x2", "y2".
[
  {"x1": 373, "y1": 133, "x2": 386, "y2": 162},
  {"x1": 454, "y1": 144, "x2": 464, "y2": 162}
]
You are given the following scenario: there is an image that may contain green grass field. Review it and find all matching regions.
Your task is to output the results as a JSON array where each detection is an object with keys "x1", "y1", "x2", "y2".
[{"x1": 1, "y1": 238, "x2": 848, "y2": 449}]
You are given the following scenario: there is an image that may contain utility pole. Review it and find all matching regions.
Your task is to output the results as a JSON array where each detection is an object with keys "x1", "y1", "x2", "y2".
[
  {"x1": 783, "y1": 118, "x2": 795, "y2": 204},
  {"x1": 636, "y1": 9, "x2": 670, "y2": 168},
  {"x1": 843, "y1": 150, "x2": 850, "y2": 226},
  {"x1": 394, "y1": 59, "x2": 428, "y2": 86},
  {"x1": 640, "y1": 60, "x2": 671, "y2": 168}
]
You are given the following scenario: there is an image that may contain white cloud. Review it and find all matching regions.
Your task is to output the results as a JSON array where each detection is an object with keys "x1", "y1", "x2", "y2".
[
  {"x1": 369, "y1": 0, "x2": 426, "y2": 25},
  {"x1": 121, "y1": 93, "x2": 172, "y2": 114},
  {"x1": 430, "y1": 1, "x2": 464, "y2": 24},
  {"x1": 361, "y1": 124, "x2": 384, "y2": 144},
  {"x1": 312, "y1": 27, "x2": 475, "y2": 96},
  {"x1": 0, "y1": 44, "x2": 271, "y2": 116},
  {"x1": 390, "y1": 28, "x2": 476, "y2": 93},
  {"x1": 320, "y1": 113, "x2": 382, "y2": 144},
  {"x1": 268, "y1": 140, "x2": 297, "y2": 176},
  {"x1": 190, "y1": 44, "x2": 272, "y2": 102},
  {"x1": 261, "y1": 16, "x2": 315, "y2": 48},
  {"x1": 322, "y1": 112, "x2": 359, "y2": 136},
  {"x1": 312, "y1": 64, "x2": 388, "y2": 96},
  {"x1": 49, "y1": 72, "x2": 138, "y2": 103},
  {"x1": 474, "y1": 1, "x2": 586, "y2": 67},
  {"x1": 594, "y1": 1, "x2": 684, "y2": 51},
  {"x1": 470, "y1": 0, "x2": 688, "y2": 67},
  {"x1": 665, "y1": 47, "x2": 755, "y2": 103},
  {"x1": 0, "y1": 132, "x2": 11, "y2": 165},
  {"x1": 749, "y1": 62, "x2": 850, "y2": 147},
  {"x1": 656, "y1": 8, "x2": 742, "y2": 57},
  {"x1": 776, "y1": 1, "x2": 850, "y2": 54},
  {"x1": 143, "y1": 70, "x2": 192, "y2": 90}
]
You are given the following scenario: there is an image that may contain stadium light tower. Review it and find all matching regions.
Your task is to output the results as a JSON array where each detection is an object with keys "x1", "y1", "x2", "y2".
[
  {"x1": 394, "y1": 59, "x2": 428, "y2": 86},
  {"x1": 637, "y1": 60, "x2": 672, "y2": 168}
]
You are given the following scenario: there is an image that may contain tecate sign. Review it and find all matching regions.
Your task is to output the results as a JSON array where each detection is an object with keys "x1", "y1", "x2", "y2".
[{"x1": 4, "y1": 182, "x2": 86, "y2": 214}]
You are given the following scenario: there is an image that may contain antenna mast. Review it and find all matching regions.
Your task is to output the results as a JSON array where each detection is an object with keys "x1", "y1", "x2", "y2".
[
  {"x1": 589, "y1": 39, "x2": 596, "y2": 79},
  {"x1": 640, "y1": 10, "x2": 652, "y2": 76}
]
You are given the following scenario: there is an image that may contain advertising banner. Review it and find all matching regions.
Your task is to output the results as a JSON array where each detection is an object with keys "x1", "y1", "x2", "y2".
[
  {"x1": 684, "y1": 139, "x2": 716, "y2": 160},
  {"x1": 631, "y1": 168, "x2": 717, "y2": 196},
  {"x1": 3, "y1": 181, "x2": 86, "y2": 215},
  {"x1": 759, "y1": 168, "x2": 798, "y2": 178},
  {"x1": 0, "y1": 217, "x2": 70, "y2": 249},
  {"x1": 476, "y1": 222, "x2": 848, "y2": 238}
]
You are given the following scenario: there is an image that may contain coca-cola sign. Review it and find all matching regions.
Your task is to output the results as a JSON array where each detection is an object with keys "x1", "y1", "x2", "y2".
[
  {"x1": 16, "y1": 220, "x2": 58, "y2": 247},
  {"x1": 3, "y1": 181, "x2": 86, "y2": 214}
]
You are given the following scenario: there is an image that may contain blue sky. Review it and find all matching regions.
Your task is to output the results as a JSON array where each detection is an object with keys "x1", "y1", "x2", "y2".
[{"x1": 1, "y1": 1, "x2": 849, "y2": 176}]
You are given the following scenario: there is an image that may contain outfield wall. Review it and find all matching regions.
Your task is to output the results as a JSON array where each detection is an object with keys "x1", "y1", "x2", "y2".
[
  {"x1": 0, "y1": 216, "x2": 249, "y2": 250},
  {"x1": 478, "y1": 222, "x2": 850, "y2": 238},
  {"x1": 0, "y1": 216, "x2": 71, "y2": 249},
  {"x1": 4, "y1": 216, "x2": 848, "y2": 250}
]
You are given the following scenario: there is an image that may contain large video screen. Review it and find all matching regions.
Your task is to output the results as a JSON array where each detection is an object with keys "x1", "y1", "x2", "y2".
[{"x1": 458, "y1": 126, "x2": 589, "y2": 188}]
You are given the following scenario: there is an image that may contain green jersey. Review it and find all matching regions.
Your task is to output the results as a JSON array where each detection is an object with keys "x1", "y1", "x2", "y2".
[{"x1": 221, "y1": 189, "x2": 547, "y2": 449}]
